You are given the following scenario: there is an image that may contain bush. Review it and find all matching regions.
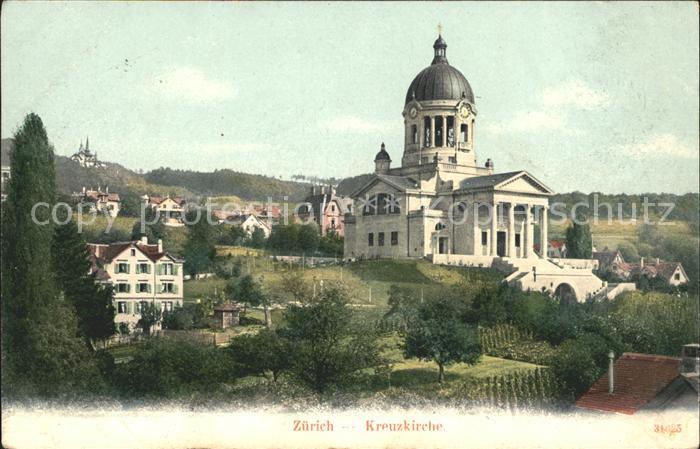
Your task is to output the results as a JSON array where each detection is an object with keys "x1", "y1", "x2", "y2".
[
  {"x1": 110, "y1": 338, "x2": 231, "y2": 398},
  {"x1": 550, "y1": 333, "x2": 611, "y2": 397}
]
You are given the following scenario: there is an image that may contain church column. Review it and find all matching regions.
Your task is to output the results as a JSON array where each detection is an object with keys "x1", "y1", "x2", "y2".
[
  {"x1": 473, "y1": 202, "x2": 480, "y2": 255},
  {"x1": 508, "y1": 202, "x2": 516, "y2": 258},
  {"x1": 525, "y1": 204, "x2": 533, "y2": 258},
  {"x1": 441, "y1": 115, "x2": 447, "y2": 147},
  {"x1": 430, "y1": 116, "x2": 435, "y2": 148},
  {"x1": 540, "y1": 206, "x2": 548, "y2": 258},
  {"x1": 490, "y1": 202, "x2": 498, "y2": 256}
]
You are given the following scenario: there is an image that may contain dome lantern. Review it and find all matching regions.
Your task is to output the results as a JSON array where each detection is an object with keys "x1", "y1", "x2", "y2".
[{"x1": 374, "y1": 142, "x2": 391, "y2": 174}]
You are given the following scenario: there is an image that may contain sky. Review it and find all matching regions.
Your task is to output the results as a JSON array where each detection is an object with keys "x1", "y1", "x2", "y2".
[{"x1": 1, "y1": 1, "x2": 698, "y2": 194}]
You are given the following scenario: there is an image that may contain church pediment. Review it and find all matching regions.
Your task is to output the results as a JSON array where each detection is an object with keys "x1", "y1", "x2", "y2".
[
  {"x1": 496, "y1": 173, "x2": 553, "y2": 195},
  {"x1": 350, "y1": 174, "x2": 420, "y2": 198}
]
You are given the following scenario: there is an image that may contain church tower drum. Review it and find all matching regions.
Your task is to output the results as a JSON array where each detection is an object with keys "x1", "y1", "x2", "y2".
[{"x1": 402, "y1": 35, "x2": 477, "y2": 168}]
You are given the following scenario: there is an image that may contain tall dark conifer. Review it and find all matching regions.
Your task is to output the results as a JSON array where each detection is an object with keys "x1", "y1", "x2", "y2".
[
  {"x1": 53, "y1": 221, "x2": 116, "y2": 349},
  {"x1": 1, "y1": 113, "x2": 58, "y2": 378},
  {"x1": 1, "y1": 114, "x2": 100, "y2": 395}
]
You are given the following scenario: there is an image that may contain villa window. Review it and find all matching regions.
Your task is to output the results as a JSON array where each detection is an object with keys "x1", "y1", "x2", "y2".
[
  {"x1": 160, "y1": 263, "x2": 177, "y2": 275},
  {"x1": 117, "y1": 301, "x2": 127, "y2": 314},
  {"x1": 116, "y1": 283, "x2": 130, "y2": 293},
  {"x1": 391, "y1": 231, "x2": 399, "y2": 246},
  {"x1": 435, "y1": 223, "x2": 446, "y2": 231},
  {"x1": 481, "y1": 231, "x2": 488, "y2": 246},
  {"x1": 515, "y1": 234, "x2": 521, "y2": 247},
  {"x1": 115, "y1": 262, "x2": 129, "y2": 274},
  {"x1": 160, "y1": 282, "x2": 177, "y2": 294},
  {"x1": 674, "y1": 273, "x2": 680, "y2": 280},
  {"x1": 136, "y1": 283, "x2": 151, "y2": 293},
  {"x1": 412, "y1": 125, "x2": 418, "y2": 143},
  {"x1": 460, "y1": 124, "x2": 468, "y2": 142},
  {"x1": 378, "y1": 232, "x2": 385, "y2": 246},
  {"x1": 368, "y1": 233, "x2": 374, "y2": 247},
  {"x1": 136, "y1": 263, "x2": 150, "y2": 274},
  {"x1": 131, "y1": 249, "x2": 136, "y2": 257},
  {"x1": 162, "y1": 301, "x2": 174, "y2": 312}
]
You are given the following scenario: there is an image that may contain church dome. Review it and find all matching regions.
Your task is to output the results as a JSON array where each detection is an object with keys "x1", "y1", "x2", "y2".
[{"x1": 405, "y1": 35, "x2": 474, "y2": 105}]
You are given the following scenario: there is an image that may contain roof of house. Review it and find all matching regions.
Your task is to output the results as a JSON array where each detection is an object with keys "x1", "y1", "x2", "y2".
[
  {"x1": 591, "y1": 250, "x2": 625, "y2": 267},
  {"x1": 214, "y1": 303, "x2": 241, "y2": 312},
  {"x1": 575, "y1": 353, "x2": 682, "y2": 415},
  {"x1": 87, "y1": 240, "x2": 179, "y2": 266},
  {"x1": 627, "y1": 260, "x2": 686, "y2": 281}
]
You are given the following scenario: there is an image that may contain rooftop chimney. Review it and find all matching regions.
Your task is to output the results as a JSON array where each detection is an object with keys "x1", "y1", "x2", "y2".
[
  {"x1": 640, "y1": 257, "x2": 644, "y2": 268},
  {"x1": 157, "y1": 239, "x2": 163, "y2": 253},
  {"x1": 608, "y1": 351, "x2": 615, "y2": 393},
  {"x1": 141, "y1": 235, "x2": 148, "y2": 245}
]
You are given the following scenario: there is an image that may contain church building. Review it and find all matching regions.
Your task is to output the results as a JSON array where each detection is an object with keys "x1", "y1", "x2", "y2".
[{"x1": 343, "y1": 35, "x2": 626, "y2": 302}]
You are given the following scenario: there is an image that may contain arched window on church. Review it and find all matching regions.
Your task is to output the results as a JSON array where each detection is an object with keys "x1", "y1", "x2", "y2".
[
  {"x1": 447, "y1": 117, "x2": 455, "y2": 146},
  {"x1": 460, "y1": 124, "x2": 468, "y2": 143},
  {"x1": 424, "y1": 117, "x2": 431, "y2": 148},
  {"x1": 412, "y1": 125, "x2": 418, "y2": 144},
  {"x1": 435, "y1": 116, "x2": 444, "y2": 147}
]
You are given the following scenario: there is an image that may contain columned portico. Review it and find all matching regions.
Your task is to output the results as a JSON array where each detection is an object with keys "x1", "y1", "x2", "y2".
[
  {"x1": 524, "y1": 204, "x2": 534, "y2": 258},
  {"x1": 507, "y1": 203, "x2": 515, "y2": 257},
  {"x1": 540, "y1": 206, "x2": 548, "y2": 257},
  {"x1": 490, "y1": 202, "x2": 498, "y2": 256}
]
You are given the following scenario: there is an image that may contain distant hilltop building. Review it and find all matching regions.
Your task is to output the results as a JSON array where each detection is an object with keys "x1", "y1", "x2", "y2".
[{"x1": 70, "y1": 137, "x2": 106, "y2": 168}]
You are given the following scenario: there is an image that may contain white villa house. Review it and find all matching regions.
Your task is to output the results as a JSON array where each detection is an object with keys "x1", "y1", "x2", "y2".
[
  {"x1": 142, "y1": 194, "x2": 187, "y2": 227},
  {"x1": 87, "y1": 237, "x2": 184, "y2": 332},
  {"x1": 343, "y1": 35, "x2": 632, "y2": 302}
]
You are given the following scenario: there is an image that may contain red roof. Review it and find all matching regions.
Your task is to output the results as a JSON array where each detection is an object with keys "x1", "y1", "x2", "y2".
[{"x1": 575, "y1": 353, "x2": 681, "y2": 415}]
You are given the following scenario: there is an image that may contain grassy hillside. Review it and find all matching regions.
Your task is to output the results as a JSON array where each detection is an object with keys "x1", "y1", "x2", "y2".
[
  {"x1": 144, "y1": 167, "x2": 311, "y2": 202},
  {"x1": 185, "y1": 256, "x2": 503, "y2": 307}
]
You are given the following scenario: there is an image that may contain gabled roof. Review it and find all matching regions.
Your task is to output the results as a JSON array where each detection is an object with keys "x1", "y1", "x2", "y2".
[
  {"x1": 350, "y1": 174, "x2": 420, "y2": 198},
  {"x1": 592, "y1": 250, "x2": 625, "y2": 267},
  {"x1": 87, "y1": 240, "x2": 176, "y2": 265},
  {"x1": 575, "y1": 353, "x2": 682, "y2": 415},
  {"x1": 456, "y1": 170, "x2": 554, "y2": 195}
]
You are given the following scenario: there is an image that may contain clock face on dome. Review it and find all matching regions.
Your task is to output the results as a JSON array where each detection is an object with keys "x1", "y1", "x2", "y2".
[
  {"x1": 409, "y1": 107, "x2": 418, "y2": 118},
  {"x1": 459, "y1": 106, "x2": 470, "y2": 118}
]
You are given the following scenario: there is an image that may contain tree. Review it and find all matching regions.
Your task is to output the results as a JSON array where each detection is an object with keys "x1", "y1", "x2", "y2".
[
  {"x1": 119, "y1": 191, "x2": 143, "y2": 217},
  {"x1": 550, "y1": 335, "x2": 606, "y2": 397},
  {"x1": 137, "y1": 302, "x2": 162, "y2": 335},
  {"x1": 53, "y1": 220, "x2": 116, "y2": 349},
  {"x1": 279, "y1": 286, "x2": 384, "y2": 393},
  {"x1": 1, "y1": 113, "x2": 100, "y2": 395},
  {"x1": 249, "y1": 227, "x2": 267, "y2": 249},
  {"x1": 404, "y1": 297, "x2": 482, "y2": 383},
  {"x1": 183, "y1": 209, "x2": 216, "y2": 276},
  {"x1": 227, "y1": 329, "x2": 291, "y2": 382},
  {"x1": 226, "y1": 275, "x2": 272, "y2": 327},
  {"x1": 298, "y1": 224, "x2": 320, "y2": 254},
  {"x1": 565, "y1": 215, "x2": 593, "y2": 259}
]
